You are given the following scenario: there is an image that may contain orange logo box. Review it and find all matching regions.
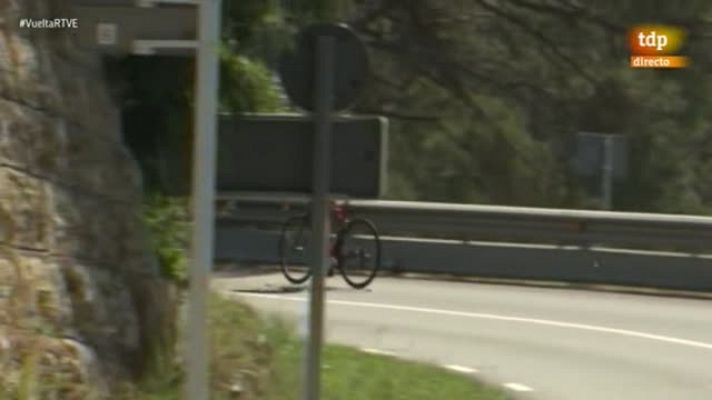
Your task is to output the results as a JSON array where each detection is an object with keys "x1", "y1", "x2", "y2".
[{"x1": 628, "y1": 25, "x2": 689, "y2": 68}]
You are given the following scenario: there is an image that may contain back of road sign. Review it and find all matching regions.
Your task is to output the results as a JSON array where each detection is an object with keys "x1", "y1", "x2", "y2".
[
  {"x1": 216, "y1": 114, "x2": 388, "y2": 198},
  {"x1": 279, "y1": 23, "x2": 369, "y2": 113}
]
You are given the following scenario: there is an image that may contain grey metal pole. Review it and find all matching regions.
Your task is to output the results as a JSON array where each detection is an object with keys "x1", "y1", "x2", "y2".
[
  {"x1": 304, "y1": 35, "x2": 335, "y2": 400},
  {"x1": 601, "y1": 135, "x2": 614, "y2": 210},
  {"x1": 185, "y1": 0, "x2": 221, "y2": 399}
]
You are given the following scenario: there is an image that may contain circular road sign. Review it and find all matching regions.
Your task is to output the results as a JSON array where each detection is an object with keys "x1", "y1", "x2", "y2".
[{"x1": 279, "y1": 23, "x2": 370, "y2": 113}]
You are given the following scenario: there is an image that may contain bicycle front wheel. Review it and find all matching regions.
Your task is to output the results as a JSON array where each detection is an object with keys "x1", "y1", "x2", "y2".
[
  {"x1": 279, "y1": 215, "x2": 312, "y2": 284},
  {"x1": 337, "y1": 218, "x2": 381, "y2": 289}
]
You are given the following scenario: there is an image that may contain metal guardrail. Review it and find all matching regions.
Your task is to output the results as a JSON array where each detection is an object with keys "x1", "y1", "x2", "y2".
[
  {"x1": 215, "y1": 227, "x2": 712, "y2": 292},
  {"x1": 214, "y1": 193, "x2": 712, "y2": 292},
  {"x1": 216, "y1": 193, "x2": 712, "y2": 253}
]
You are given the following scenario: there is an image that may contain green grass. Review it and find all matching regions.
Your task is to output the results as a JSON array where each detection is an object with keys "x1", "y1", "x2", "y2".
[
  {"x1": 319, "y1": 346, "x2": 510, "y2": 400},
  {"x1": 120, "y1": 294, "x2": 510, "y2": 400}
]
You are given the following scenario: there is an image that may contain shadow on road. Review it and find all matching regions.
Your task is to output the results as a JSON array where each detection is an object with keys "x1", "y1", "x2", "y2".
[
  {"x1": 232, "y1": 285, "x2": 372, "y2": 294},
  {"x1": 233, "y1": 285, "x2": 307, "y2": 294}
]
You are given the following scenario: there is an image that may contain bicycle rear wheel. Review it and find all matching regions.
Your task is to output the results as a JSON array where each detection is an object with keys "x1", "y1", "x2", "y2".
[
  {"x1": 337, "y1": 218, "x2": 381, "y2": 289},
  {"x1": 279, "y1": 215, "x2": 312, "y2": 284}
]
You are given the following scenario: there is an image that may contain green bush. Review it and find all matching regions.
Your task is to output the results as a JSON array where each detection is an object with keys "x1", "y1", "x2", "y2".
[
  {"x1": 219, "y1": 48, "x2": 285, "y2": 113},
  {"x1": 143, "y1": 195, "x2": 190, "y2": 286}
]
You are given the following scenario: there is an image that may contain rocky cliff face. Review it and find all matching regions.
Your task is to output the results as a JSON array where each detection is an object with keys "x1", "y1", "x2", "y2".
[{"x1": 0, "y1": 1, "x2": 172, "y2": 396}]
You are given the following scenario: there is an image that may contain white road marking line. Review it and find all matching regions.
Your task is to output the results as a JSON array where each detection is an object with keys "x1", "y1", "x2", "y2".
[
  {"x1": 361, "y1": 347, "x2": 396, "y2": 356},
  {"x1": 503, "y1": 383, "x2": 534, "y2": 392},
  {"x1": 236, "y1": 292, "x2": 712, "y2": 351},
  {"x1": 444, "y1": 364, "x2": 478, "y2": 374}
]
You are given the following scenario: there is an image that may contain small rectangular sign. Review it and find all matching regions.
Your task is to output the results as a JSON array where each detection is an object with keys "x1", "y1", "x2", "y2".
[
  {"x1": 217, "y1": 114, "x2": 388, "y2": 198},
  {"x1": 96, "y1": 22, "x2": 118, "y2": 45},
  {"x1": 571, "y1": 132, "x2": 628, "y2": 179}
]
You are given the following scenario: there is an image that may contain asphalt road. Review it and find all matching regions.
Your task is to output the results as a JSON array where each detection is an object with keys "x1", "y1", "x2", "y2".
[{"x1": 213, "y1": 272, "x2": 712, "y2": 400}]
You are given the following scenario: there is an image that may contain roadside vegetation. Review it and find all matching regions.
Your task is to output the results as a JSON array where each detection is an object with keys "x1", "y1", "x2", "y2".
[
  {"x1": 118, "y1": 295, "x2": 511, "y2": 400},
  {"x1": 143, "y1": 194, "x2": 191, "y2": 287}
]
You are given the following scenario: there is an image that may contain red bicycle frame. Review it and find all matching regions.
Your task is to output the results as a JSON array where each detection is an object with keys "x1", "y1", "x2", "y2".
[{"x1": 329, "y1": 202, "x2": 349, "y2": 259}]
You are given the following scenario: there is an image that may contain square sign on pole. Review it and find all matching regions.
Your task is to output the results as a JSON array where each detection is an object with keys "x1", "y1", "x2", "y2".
[
  {"x1": 571, "y1": 132, "x2": 628, "y2": 179},
  {"x1": 571, "y1": 132, "x2": 628, "y2": 210}
]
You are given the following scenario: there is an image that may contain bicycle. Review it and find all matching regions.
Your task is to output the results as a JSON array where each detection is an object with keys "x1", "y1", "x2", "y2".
[{"x1": 278, "y1": 201, "x2": 381, "y2": 289}]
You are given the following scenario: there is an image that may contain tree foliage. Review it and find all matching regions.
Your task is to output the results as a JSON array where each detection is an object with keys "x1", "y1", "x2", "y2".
[
  {"x1": 114, "y1": 0, "x2": 712, "y2": 215},
  {"x1": 334, "y1": 0, "x2": 712, "y2": 213},
  {"x1": 219, "y1": 49, "x2": 283, "y2": 113}
]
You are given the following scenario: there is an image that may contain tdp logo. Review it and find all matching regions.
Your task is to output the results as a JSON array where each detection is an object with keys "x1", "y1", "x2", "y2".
[
  {"x1": 629, "y1": 25, "x2": 688, "y2": 68},
  {"x1": 637, "y1": 31, "x2": 668, "y2": 51}
]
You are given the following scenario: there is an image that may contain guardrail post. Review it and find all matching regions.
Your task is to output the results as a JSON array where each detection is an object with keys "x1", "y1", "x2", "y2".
[{"x1": 601, "y1": 135, "x2": 614, "y2": 210}]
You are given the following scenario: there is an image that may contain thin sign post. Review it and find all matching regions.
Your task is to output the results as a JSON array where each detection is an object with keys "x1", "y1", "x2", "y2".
[
  {"x1": 601, "y1": 135, "x2": 614, "y2": 210},
  {"x1": 303, "y1": 35, "x2": 335, "y2": 400},
  {"x1": 185, "y1": 0, "x2": 220, "y2": 399}
]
